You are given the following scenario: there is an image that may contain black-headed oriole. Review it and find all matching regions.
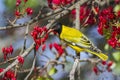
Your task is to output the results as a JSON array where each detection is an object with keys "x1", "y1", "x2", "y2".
[{"x1": 52, "y1": 23, "x2": 108, "y2": 61}]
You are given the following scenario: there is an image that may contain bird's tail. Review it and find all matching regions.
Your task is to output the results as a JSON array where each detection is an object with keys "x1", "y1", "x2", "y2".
[{"x1": 85, "y1": 49, "x2": 108, "y2": 61}]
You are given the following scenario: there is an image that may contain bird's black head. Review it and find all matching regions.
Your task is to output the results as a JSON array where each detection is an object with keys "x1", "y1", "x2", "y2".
[{"x1": 52, "y1": 23, "x2": 62, "y2": 35}]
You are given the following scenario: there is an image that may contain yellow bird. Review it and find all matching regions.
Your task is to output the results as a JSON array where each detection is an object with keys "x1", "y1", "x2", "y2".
[{"x1": 52, "y1": 23, "x2": 108, "y2": 61}]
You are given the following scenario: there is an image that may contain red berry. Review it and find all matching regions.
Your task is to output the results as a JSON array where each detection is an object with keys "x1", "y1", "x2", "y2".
[
  {"x1": 63, "y1": 0, "x2": 73, "y2": 5},
  {"x1": 108, "y1": 13, "x2": 115, "y2": 19},
  {"x1": 5, "y1": 71, "x2": 11, "y2": 78},
  {"x1": 5, "y1": 48, "x2": 9, "y2": 54},
  {"x1": 102, "y1": 61, "x2": 106, "y2": 65},
  {"x1": 112, "y1": 26, "x2": 117, "y2": 31},
  {"x1": 17, "y1": 56, "x2": 24, "y2": 64},
  {"x1": 44, "y1": 34, "x2": 48, "y2": 40},
  {"x1": 97, "y1": 26, "x2": 103, "y2": 35},
  {"x1": 99, "y1": 16, "x2": 107, "y2": 24},
  {"x1": 38, "y1": 28, "x2": 42, "y2": 34},
  {"x1": 42, "y1": 44, "x2": 46, "y2": 51},
  {"x1": 10, "y1": 72, "x2": 15, "y2": 79},
  {"x1": 41, "y1": 38, "x2": 46, "y2": 43},
  {"x1": 0, "y1": 68, "x2": 4, "y2": 73},
  {"x1": 58, "y1": 48, "x2": 64, "y2": 56},
  {"x1": 107, "y1": 61, "x2": 113, "y2": 68},
  {"x1": 35, "y1": 45, "x2": 40, "y2": 50},
  {"x1": 26, "y1": 7, "x2": 33, "y2": 15},
  {"x1": 93, "y1": 66, "x2": 98, "y2": 75},
  {"x1": 108, "y1": 38, "x2": 117, "y2": 48},
  {"x1": 94, "y1": 7, "x2": 99, "y2": 14},
  {"x1": 15, "y1": 11, "x2": 20, "y2": 16},
  {"x1": 111, "y1": 31, "x2": 117, "y2": 37},
  {"x1": 42, "y1": 26, "x2": 48, "y2": 32},
  {"x1": 16, "y1": 0, "x2": 21, "y2": 6},
  {"x1": 53, "y1": 43, "x2": 64, "y2": 56},
  {"x1": 49, "y1": 43, "x2": 53, "y2": 50},
  {"x1": 31, "y1": 31, "x2": 38, "y2": 39},
  {"x1": 9, "y1": 45, "x2": 14, "y2": 53},
  {"x1": 35, "y1": 39, "x2": 41, "y2": 45},
  {"x1": 52, "y1": 0, "x2": 61, "y2": 5}
]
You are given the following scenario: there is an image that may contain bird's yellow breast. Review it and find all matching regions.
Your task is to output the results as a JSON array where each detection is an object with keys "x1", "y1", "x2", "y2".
[{"x1": 60, "y1": 25, "x2": 83, "y2": 43}]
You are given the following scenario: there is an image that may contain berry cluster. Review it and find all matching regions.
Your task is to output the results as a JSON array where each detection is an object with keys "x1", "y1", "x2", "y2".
[
  {"x1": 93, "y1": 61, "x2": 113, "y2": 75},
  {"x1": 0, "y1": 68, "x2": 16, "y2": 80},
  {"x1": 17, "y1": 56, "x2": 24, "y2": 64},
  {"x1": 49, "y1": 43, "x2": 64, "y2": 56},
  {"x1": 47, "y1": 0, "x2": 99, "y2": 26},
  {"x1": 47, "y1": 0, "x2": 74, "y2": 9},
  {"x1": 31, "y1": 26, "x2": 48, "y2": 50},
  {"x1": 15, "y1": 0, "x2": 33, "y2": 17},
  {"x1": 2, "y1": 45, "x2": 14, "y2": 60},
  {"x1": 98, "y1": 6, "x2": 120, "y2": 49},
  {"x1": 71, "y1": 4, "x2": 98, "y2": 26}
]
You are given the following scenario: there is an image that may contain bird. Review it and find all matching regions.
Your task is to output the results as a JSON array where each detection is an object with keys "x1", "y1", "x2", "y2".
[{"x1": 51, "y1": 23, "x2": 108, "y2": 61}]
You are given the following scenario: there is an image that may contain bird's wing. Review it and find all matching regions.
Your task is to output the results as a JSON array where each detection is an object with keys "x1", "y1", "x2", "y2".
[
  {"x1": 78, "y1": 34, "x2": 93, "y2": 48},
  {"x1": 60, "y1": 25, "x2": 94, "y2": 49},
  {"x1": 62, "y1": 35, "x2": 93, "y2": 49}
]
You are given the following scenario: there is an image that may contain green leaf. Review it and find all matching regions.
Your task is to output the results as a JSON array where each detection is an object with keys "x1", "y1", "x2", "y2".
[
  {"x1": 48, "y1": 67, "x2": 57, "y2": 76},
  {"x1": 113, "y1": 63, "x2": 120, "y2": 74},
  {"x1": 114, "y1": 4, "x2": 120, "y2": 12},
  {"x1": 36, "y1": 76, "x2": 53, "y2": 80},
  {"x1": 112, "y1": 52, "x2": 120, "y2": 62},
  {"x1": 104, "y1": 44, "x2": 109, "y2": 51},
  {"x1": 36, "y1": 76, "x2": 45, "y2": 80}
]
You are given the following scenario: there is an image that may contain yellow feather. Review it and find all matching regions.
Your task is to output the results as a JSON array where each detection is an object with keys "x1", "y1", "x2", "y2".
[
  {"x1": 59, "y1": 25, "x2": 108, "y2": 61},
  {"x1": 85, "y1": 49, "x2": 108, "y2": 61}
]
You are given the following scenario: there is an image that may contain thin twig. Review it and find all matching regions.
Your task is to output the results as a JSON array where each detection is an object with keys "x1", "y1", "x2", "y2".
[
  {"x1": 17, "y1": 67, "x2": 41, "y2": 73},
  {"x1": 69, "y1": 58, "x2": 79, "y2": 80},
  {"x1": 23, "y1": 24, "x2": 29, "y2": 51},
  {"x1": 75, "y1": 3, "x2": 81, "y2": 80},
  {"x1": 75, "y1": 2, "x2": 80, "y2": 30},
  {"x1": 0, "y1": 57, "x2": 17, "y2": 65},
  {"x1": 24, "y1": 54, "x2": 36, "y2": 80}
]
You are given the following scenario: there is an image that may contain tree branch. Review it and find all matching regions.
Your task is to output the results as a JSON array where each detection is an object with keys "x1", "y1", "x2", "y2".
[
  {"x1": 69, "y1": 58, "x2": 79, "y2": 80},
  {"x1": 0, "y1": 43, "x2": 35, "y2": 76}
]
